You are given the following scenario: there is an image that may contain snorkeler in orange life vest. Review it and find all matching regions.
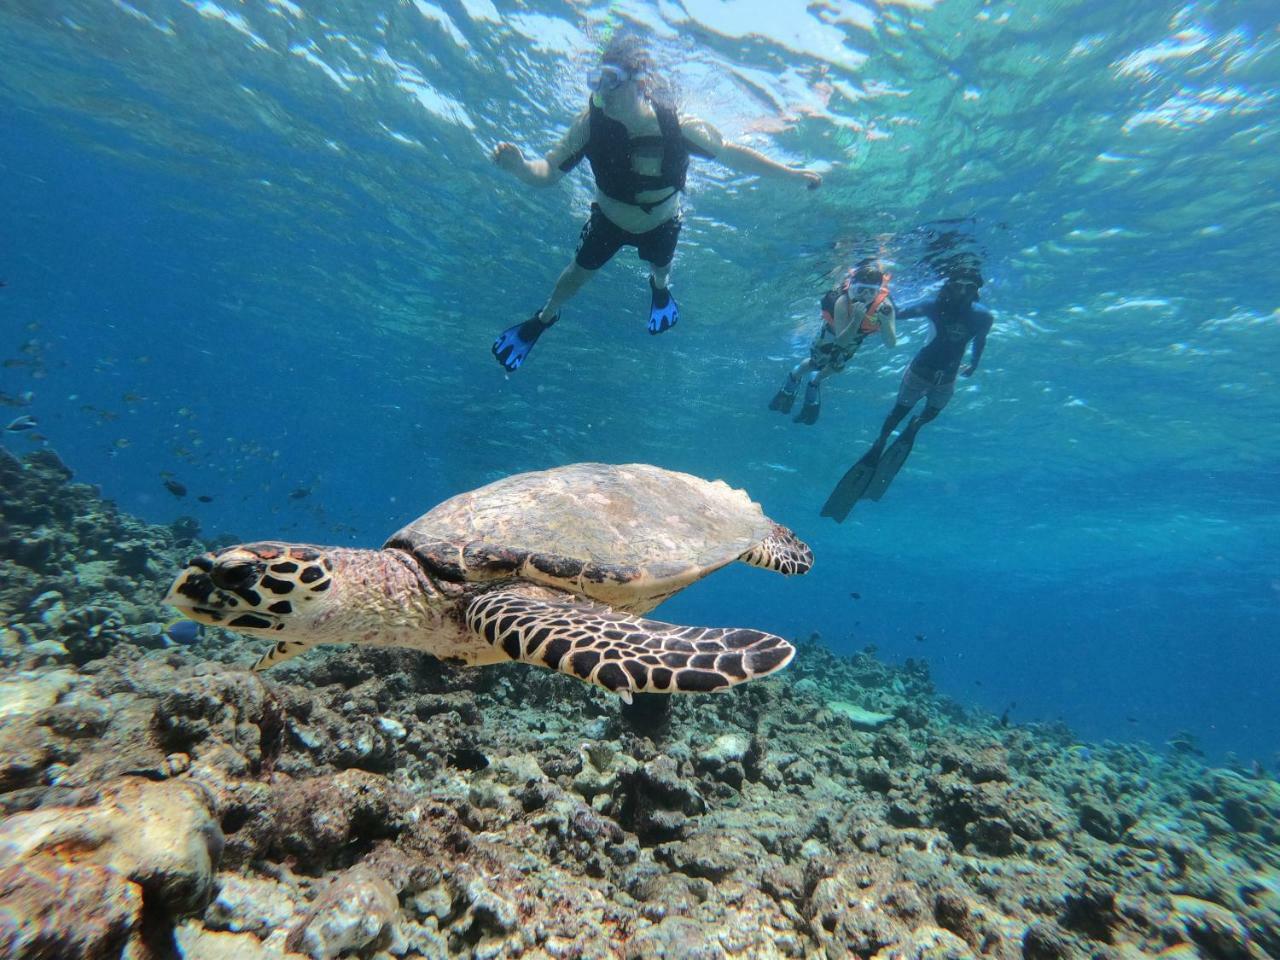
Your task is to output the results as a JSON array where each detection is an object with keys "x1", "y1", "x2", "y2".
[
  {"x1": 821, "y1": 265, "x2": 994, "y2": 521},
  {"x1": 769, "y1": 260, "x2": 898, "y2": 425},
  {"x1": 489, "y1": 35, "x2": 822, "y2": 372}
]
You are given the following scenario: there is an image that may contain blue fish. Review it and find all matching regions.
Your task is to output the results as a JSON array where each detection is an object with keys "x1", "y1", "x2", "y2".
[{"x1": 164, "y1": 619, "x2": 203, "y2": 644}]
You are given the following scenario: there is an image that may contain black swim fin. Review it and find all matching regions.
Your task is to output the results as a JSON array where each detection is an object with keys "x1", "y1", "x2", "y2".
[
  {"x1": 819, "y1": 442, "x2": 884, "y2": 523},
  {"x1": 492, "y1": 310, "x2": 558, "y2": 371},
  {"x1": 648, "y1": 277, "x2": 679, "y2": 334},
  {"x1": 794, "y1": 381, "x2": 821, "y2": 425},
  {"x1": 769, "y1": 374, "x2": 800, "y2": 413},
  {"x1": 865, "y1": 420, "x2": 920, "y2": 501}
]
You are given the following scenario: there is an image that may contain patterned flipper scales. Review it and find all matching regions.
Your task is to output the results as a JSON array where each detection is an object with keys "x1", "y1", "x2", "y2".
[
  {"x1": 465, "y1": 587, "x2": 795, "y2": 702},
  {"x1": 738, "y1": 523, "x2": 814, "y2": 576}
]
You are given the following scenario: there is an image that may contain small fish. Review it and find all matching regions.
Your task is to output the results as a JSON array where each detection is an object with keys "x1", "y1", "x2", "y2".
[
  {"x1": 113, "y1": 438, "x2": 131, "y2": 449},
  {"x1": 850, "y1": 592, "x2": 861, "y2": 600},
  {"x1": 289, "y1": 487, "x2": 311, "y2": 500},
  {"x1": 165, "y1": 619, "x2": 202, "y2": 645},
  {"x1": 5, "y1": 414, "x2": 37, "y2": 431},
  {"x1": 197, "y1": 495, "x2": 213, "y2": 503},
  {"x1": 914, "y1": 633, "x2": 926, "y2": 642},
  {"x1": 164, "y1": 479, "x2": 188, "y2": 498}
]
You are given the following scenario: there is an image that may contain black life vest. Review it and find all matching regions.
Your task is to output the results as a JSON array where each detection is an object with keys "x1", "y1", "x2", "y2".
[{"x1": 560, "y1": 99, "x2": 708, "y2": 211}]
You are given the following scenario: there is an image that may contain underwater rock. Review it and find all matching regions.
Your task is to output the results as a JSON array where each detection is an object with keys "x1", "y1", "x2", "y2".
[
  {"x1": 154, "y1": 669, "x2": 279, "y2": 773},
  {"x1": 204, "y1": 872, "x2": 300, "y2": 938},
  {"x1": 1162, "y1": 895, "x2": 1258, "y2": 960},
  {"x1": 805, "y1": 855, "x2": 926, "y2": 957},
  {"x1": 622, "y1": 916, "x2": 722, "y2": 959},
  {"x1": 655, "y1": 829, "x2": 768, "y2": 883},
  {"x1": 0, "y1": 669, "x2": 83, "y2": 792},
  {"x1": 0, "y1": 776, "x2": 223, "y2": 958},
  {"x1": 268, "y1": 769, "x2": 413, "y2": 871},
  {"x1": 619, "y1": 754, "x2": 706, "y2": 844},
  {"x1": 694, "y1": 732, "x2": 750, "y2": 788},
  {"x1": 449, "y1": 863, "x2": 520, "y2": 936},
  {"x1": 113, "y1": 538, "x2": 155, "y2": 578},
  {"x1": 883, "y1": 925, "x2": 977, "y2": 960},
  {"x1": 0, "y1": 856, "x2": 142, "y2": 960},
  {"x1": 285, "y1": 864, "x2": 399, "y2": 960},
  {"x1": 1022, "y1": 921, "x2": 1075, "y2": 960},
  {"x1": 173, "y1": 922, "x2": 305, "y2": 960}
]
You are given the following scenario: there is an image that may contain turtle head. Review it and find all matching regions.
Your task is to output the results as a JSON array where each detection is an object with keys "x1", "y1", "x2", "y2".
[{"x1": 165, "y1": 542, "x2": 338, "y2": 638}]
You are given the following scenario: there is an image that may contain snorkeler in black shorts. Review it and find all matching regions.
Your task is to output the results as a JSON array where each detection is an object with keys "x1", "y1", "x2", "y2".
[
  {"x1": 821, "y1": 266, "x2": 994, "y2": 521},
  {"x1": 489, "y1": 35, "x2": 821, "y2": 372}
]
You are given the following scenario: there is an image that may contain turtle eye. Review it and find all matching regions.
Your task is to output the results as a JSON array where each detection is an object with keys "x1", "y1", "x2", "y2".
[{"x1": 212, "y1": 560, "x2": 259, "y2": 592}]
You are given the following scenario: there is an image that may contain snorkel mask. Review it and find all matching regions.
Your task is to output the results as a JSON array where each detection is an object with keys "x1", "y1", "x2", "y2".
[
  {"x1": 943, "y1": 277, "x2": 981, "y2": 304},
  {"x1": 849, "y1": 281, "x2": 884, "y2": 301},
  {"x1": 588, "y1": 63, "x2": 632, "y2": 93}
]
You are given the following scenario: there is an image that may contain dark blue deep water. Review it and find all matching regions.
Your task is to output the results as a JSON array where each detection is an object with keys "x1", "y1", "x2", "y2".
[{"x1": 2, "y1": 0, "x2": 1277, "y2": 761}]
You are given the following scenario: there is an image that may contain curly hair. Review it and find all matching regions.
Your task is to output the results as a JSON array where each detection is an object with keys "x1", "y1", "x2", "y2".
[{"x1": 600, "y1": 33, "x2": 654, "y2": 77}]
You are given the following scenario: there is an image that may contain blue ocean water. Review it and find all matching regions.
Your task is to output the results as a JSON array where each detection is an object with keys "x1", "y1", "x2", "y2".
[{"x1": 1, "y1": 0, "x2": 1276, "y2": 761}]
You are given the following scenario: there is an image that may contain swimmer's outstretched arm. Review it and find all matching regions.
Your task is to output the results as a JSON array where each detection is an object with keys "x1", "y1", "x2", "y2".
[
  {"x1": 718, "y1": 142, "x2": 823, "y2": 188},
  {"x1": 681, "y1": 117, "x2": 822, "y2": 189},
  {"x1": 492, "y1": 112, "x2": 588, "y2": 187}
]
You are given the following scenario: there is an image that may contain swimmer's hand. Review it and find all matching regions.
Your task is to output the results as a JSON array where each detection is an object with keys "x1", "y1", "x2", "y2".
[
  {"x1": 492, "y1": 142, "x2": 526, "y2": 173},
  {"x1": 797, "y1": 169, "x2": 822, "y2": 190}
]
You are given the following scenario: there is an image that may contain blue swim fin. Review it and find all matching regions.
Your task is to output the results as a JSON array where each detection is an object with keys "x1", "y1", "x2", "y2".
[
  {"x1": 492, "y1": 310, "x2": 558, "y2": 371},
  {"x1": 648, "y1": 277, "x2": 679, "y2": 335}
]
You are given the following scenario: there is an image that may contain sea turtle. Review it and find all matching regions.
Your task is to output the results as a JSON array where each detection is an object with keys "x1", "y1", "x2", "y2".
[{"x1": 165, "y1": 463, "x2": 813, "y2": 701}]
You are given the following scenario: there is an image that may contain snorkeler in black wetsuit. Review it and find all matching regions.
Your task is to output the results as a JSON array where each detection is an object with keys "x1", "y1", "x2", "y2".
[{"x1": 821, "y1": 269, "x2": 993, "y2": 521}]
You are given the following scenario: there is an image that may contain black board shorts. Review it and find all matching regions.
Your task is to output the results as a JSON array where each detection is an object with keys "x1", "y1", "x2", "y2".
[{"x1": 574, "y1": 203, "x2": 682, "y2": 271}]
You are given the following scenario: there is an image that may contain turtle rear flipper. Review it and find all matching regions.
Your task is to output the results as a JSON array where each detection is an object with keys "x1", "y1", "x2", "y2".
[
  {"x1": 739, "y1": 523, "x2": 814, "y2": 576},
  {"x1": 465, "y1": 587, "x2": 794, "y2": 702}
]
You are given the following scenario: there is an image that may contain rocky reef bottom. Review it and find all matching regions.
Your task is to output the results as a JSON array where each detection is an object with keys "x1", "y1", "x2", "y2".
[{"x1": 1, "y1": 446, "x2": 1278, "y2": 960}]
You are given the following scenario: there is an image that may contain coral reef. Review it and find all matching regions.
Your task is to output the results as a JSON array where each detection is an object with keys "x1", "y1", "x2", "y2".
[{"x1": 1, "y1": 447, "x2": 1278, "y2": 959}]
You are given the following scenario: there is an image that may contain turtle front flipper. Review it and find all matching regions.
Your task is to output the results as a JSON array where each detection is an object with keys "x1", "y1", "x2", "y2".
[
  {"x1": 465, "y1": 586, "x2": 795, "y2": 702},
  {"x1": 739, "y1": 523, "x2": 814, "y2": 576}
]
